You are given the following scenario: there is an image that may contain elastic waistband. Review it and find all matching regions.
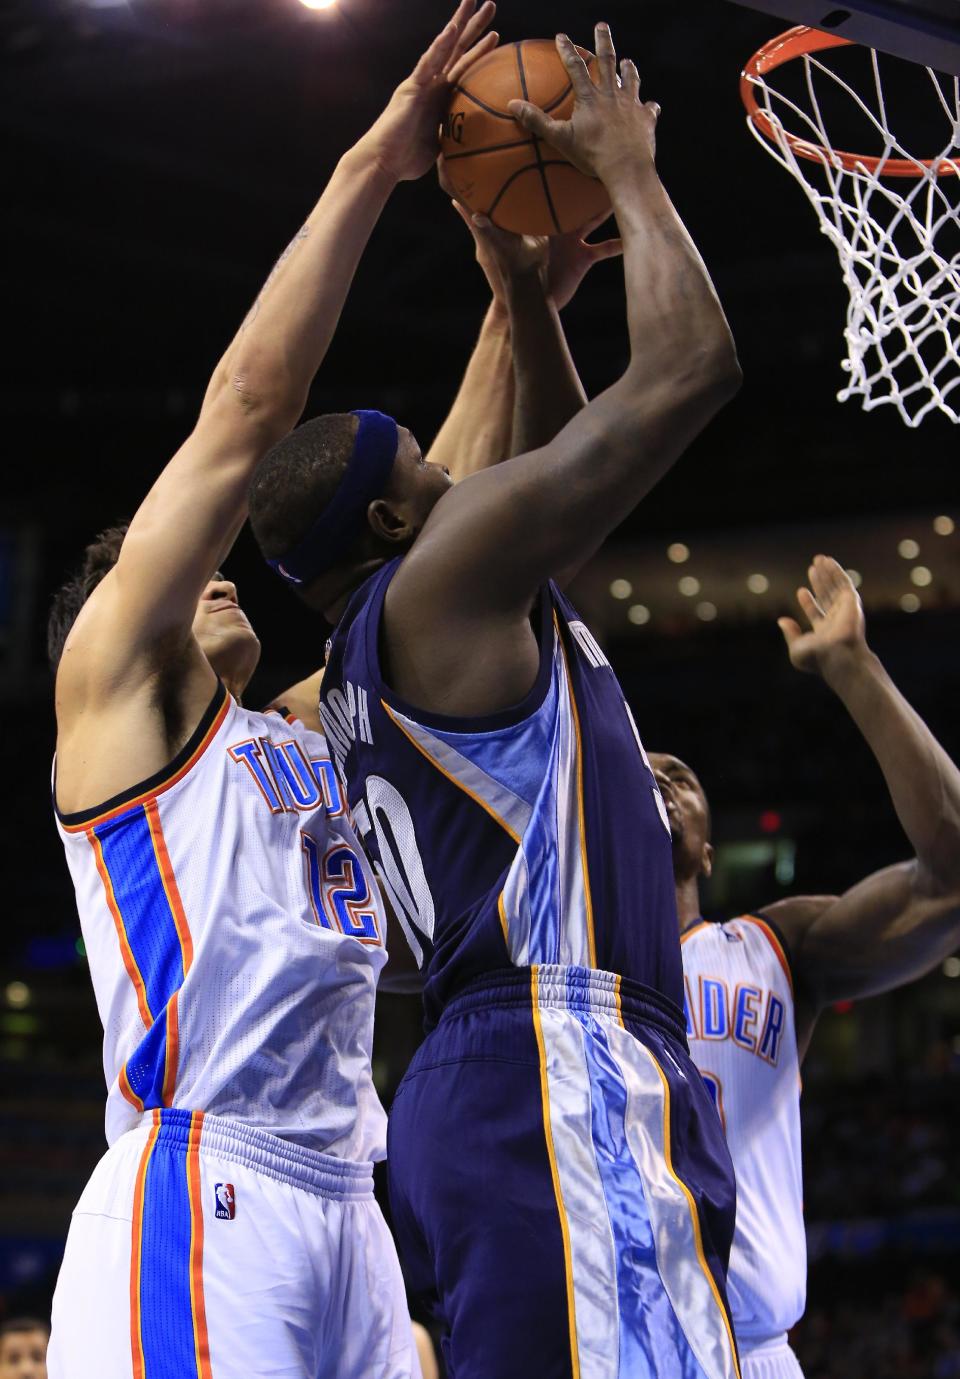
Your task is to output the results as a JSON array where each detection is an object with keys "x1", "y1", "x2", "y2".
[
  {"x1": 131, "y1": 1109, "x2": 374, "y2": 1201},
  {"x1": 441, "y1": 965, "x2": 687, "y2": 1045},
  {"x1": 739, "y1": 1334, "x2": 791, "y2": 1360}
]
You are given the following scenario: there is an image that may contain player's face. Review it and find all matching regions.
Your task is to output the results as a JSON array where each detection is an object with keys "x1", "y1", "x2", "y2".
[
  {"x1": 0, "y1": 1328, "x2": 48, "y2": 1379},
  {"x1": 384, "y1": 427, "x2": 454, "y2": 537},
  {"x1": 191, "y1": 575, "x2": 261, "y2": 692},
  {"x1": 649, "y1": 753, "x2": 713, "y2": 882}
]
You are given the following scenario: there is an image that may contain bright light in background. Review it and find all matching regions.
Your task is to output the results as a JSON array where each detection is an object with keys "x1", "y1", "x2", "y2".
[
  {"x1": 898, "y1": 538, "x2": 920, "y2": 559},
  {"x1": 298, "y1": 0, "x2": 338, "y2": 9},
  {"x1": 933, "y1": 515, "x2": 955, "y2": 536},
  {"x1": 609, "y1": 578, "x2": 632, "y2": 600},
  {"x1": 910, "y1": 565, "x2": 932, "y2": 587},
  {"x1": 900, "y1": 593, "x2": 920, "y2": 613},
  {"x1": 746, "y1": 573, "x2": 769, "y2": 594},
  {"x1": 5, "y1": 981, "x2": 30, "y2": 1009},
  {"x1": 627, "y1": 604, "x2": 650, "y2": 625},
  {"x1": 696, "y1": 601, "x2": 717, "y2": 621},
  {"x1": 846, "y1": 569, "x2": 862, "y2": 588},
  {"x1": 943, "y1": 956, "x2": 960, "y2": 978},
  {"x1": 667, "y1": 543, "x2": 690, "y2": 564},
  {"x1": 678, "y1": 575, "x2": 700, "y2": 597}
]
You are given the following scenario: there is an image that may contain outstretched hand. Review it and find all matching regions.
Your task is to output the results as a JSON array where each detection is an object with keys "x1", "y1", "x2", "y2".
[
  {"x1": 447, "y1": 193, "x2": 621, "y2": 310},
  {"x1": 358, "y1": 0, "x2": 498, "y2": 184},
  {"x1": 508, "y1": 24, "x2": 658, "y2": 186},
  {"x1": 778, "y1": 555, "x2": 868, "y2": 678}
]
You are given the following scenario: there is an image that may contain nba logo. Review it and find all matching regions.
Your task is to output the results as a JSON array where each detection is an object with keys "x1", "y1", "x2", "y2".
[{"x1": 214, "y1": 1183, "x2": 235, "y2": 1220}]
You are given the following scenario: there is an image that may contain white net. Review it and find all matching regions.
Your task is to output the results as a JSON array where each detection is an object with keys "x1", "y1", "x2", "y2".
[{"x1": 743, "y1": 36, "x2": 960, "y2": 427}]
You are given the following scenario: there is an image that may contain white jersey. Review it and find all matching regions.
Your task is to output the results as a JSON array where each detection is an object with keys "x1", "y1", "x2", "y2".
[
  {"x1": 681, "y1": 915, "x2": 805, "y2": 1347},
  {"x1": 55, "y1": 681, "x2": 388, "y2": 1163}
]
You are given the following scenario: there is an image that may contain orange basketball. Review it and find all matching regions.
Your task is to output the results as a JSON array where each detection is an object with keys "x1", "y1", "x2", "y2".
[{"x1": 440, "y1": 40, "x2": 611, "y2": 236}]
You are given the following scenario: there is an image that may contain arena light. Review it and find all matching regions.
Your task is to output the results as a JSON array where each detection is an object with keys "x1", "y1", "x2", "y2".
[
  {"x1": 746, "y1": 573, "x2": 769, "y2": 594},
  {"x1": 609, "y1": 578, "x2": 632, "y2": 600},
  {"x1": 678, "y1": 575, "x2": 700, "y2": 597},
  {"x1": 846, "y1": 569, "x2": 862, "y2": 588},
  {"x1": 627, "y1": 604, "x2": 650, "y2": 625},
  {"x1": 5, "y1": 981, "x2": 30, "y2": 1009},
  {"x1": 943, "y1": 956, "x2": 960, "y2": 978},
  {"x1": 898, "y1": 538, "x2": 920, "y2": 559},
  {"x1": 298, "y1": 0, "x2": 338, "y2": 8},
  {"x1": 933, "y1": 515, "x2": 955, "y2": 536},
  {"x1": 667, "y1": 542, "x2": 690, "y2": 564},
  {"x1": 910, "y1": 565, "x2": 933, "y2": 587},
  {"x1": 696, "y1": 601, "x2": 717, "y2": 622},
  {"x1": 900, "y1": 593, "x2": 921, "y2": 612}
]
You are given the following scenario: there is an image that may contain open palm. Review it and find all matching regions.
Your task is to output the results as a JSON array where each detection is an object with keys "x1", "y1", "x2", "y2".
[{"x1": 778, "y1": 555, "x2": 867, "y2": 676}]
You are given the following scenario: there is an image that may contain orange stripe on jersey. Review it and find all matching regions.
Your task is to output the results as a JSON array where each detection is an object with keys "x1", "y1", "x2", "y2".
[
  {"x1": 119, "y1": 1062, "x2": 145, "y2": 1114},
  {"x1": 743, "y1": 915, "x2": 794, "y2": 996},
  {"x1": 88, "y1": 828, "x2": 153, "y2": 1027},
  {"x1": 497, "y1": 892, "x2": 510, "y2": 948},
  {"x1": 129, "y1": 1112, "x2": 160, "y2": 1379},
  {"x1": 680, "y1": 920, "x2": 710, "y2": 946},
  {"x1": 555, "y1": 621, "x2": 597, "y2": 971},
  {"x1": 161, "y1": 993, "x2": 180, "y2": 1107},
  {"x1": 60, "y1": 692, "x2": 231, "y2": 834},
  {"x1": 144, "y1": 799, "x2": 194, "y2": 975},
  {"x1": 186, "y1": 1112, "x2": 212, "y2": 1379},
  {"x1": 382, "y1": 702, "x2": 521, "y2": 844}
]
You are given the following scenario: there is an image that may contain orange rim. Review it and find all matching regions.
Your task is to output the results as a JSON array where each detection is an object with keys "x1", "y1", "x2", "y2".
[{"x1": 740, "y1": 25, "x2": 959, "y2": 178}]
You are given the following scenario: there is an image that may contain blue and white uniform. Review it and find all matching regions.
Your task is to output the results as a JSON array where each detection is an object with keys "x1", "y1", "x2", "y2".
[
  {"x1": 321, "y1": 562, "x2": 741, "y2": 1379},
  {"x1": 49, "y1": 682, "x2": 420, "y2": 1379},
  {"x1": 682, "y1": 916, "x2": 805, "y2": 1379}
]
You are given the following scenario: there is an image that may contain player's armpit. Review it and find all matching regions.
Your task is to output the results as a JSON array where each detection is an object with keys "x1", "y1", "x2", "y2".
[{"x1": 770, "y1": 864, "x2": 960, "y2": 1008}]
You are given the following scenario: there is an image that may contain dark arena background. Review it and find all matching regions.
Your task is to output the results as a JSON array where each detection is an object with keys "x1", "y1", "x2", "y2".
[{"x1": 2, "y1": 1, "x2": 959, "y2": 1375}]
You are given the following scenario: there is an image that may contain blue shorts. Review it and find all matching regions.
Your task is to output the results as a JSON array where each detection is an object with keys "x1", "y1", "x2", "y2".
[{"x1": 388, "y1": 965, "x2": 740, "y2": 1379}]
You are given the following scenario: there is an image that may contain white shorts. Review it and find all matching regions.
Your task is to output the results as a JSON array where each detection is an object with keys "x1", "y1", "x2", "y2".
[
  {"x1": 741, "y1": 1335, "x2": 805, "y2": 1379},
  {"x1": 48, "y1": 1108, "x2": 421, "y2": 1379}
]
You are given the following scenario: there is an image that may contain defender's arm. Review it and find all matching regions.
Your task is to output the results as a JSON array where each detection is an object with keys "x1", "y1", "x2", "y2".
[
  {"x1": 765, "y1": 558, "x2": 960, "y2": 1034},
  {"x1": 58, "y1": 1, "x2": 497, "y2": 706}
]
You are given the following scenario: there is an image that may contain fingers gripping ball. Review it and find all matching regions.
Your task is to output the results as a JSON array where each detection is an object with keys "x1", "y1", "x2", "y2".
[{"x1": 441, "y1": 39, "x2": 611, "y2": 235}]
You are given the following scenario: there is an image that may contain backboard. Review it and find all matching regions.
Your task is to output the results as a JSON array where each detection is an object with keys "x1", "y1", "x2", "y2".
[{"x1": 727, "y1": 0, "x2": 960, "y2": 74}]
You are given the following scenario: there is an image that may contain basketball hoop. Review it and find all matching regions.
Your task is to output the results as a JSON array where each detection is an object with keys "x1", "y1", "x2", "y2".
[{"x1": 741, "y1": 26, "x2": 960, "y2": 427}]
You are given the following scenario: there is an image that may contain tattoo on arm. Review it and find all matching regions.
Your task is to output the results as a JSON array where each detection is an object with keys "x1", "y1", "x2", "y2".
[{"x1": 242, "y1": 224, "x2": 312, "y2": 331}]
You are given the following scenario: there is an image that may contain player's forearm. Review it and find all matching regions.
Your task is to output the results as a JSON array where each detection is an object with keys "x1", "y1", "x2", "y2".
[
  {"x1": 504, "y1": 271, "x2": 587, "y2": 457},
  {"x1": 426, "y1": 303, "x2": 514, "y2": 481},
  {"x1": 206, "y1": 148, "x2": 398, "y2": 437},
  {"x1": 825, "y1": 648, "x2": 960, "y2": 889},
  {"x1": 609, "y1": 167, "x2": 740, "y2": 401}
]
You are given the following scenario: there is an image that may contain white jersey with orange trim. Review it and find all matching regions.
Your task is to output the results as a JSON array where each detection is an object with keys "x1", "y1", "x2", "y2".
[
  {"x1": 681, "y1": 915, "x2": 805, "y2": 1349},
  {"x1": 54, "y1": 680, "x2": 388, "y2": 1162}
]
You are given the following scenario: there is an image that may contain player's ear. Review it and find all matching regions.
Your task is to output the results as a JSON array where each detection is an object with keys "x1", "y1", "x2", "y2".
[
  {"x1": 367, "y1": 498, "x2": 414, "y2": 547},
  {"x1": 700, "y1": 842, "x2": 714, "y2": 880}
]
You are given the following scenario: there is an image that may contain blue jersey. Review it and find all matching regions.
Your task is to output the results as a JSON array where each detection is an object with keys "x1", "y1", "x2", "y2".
[{"x1": 320, "y1": 560, "x2": 683, "y2": 1028}]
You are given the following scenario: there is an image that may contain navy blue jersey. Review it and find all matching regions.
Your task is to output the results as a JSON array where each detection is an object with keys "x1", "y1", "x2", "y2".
[{"x1": 320, "y1": 559, "x2": 683, "y2": 1028}]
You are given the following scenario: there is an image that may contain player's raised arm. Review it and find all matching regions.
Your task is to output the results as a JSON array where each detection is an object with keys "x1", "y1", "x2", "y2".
[
  {"x1": 765, "y1": 557, "x2": 960, "y2": 1030},
  {"x1": 57, "y1": 0, "x2": 497, "y2": 709},
  {"x1": 388, "y1": 25, "x2": 738, "y2": 648}
]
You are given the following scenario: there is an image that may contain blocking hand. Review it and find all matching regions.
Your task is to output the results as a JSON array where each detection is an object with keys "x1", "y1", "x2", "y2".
[{"x1": 358, "y1": 0, "x2": 498, "y2": 184}]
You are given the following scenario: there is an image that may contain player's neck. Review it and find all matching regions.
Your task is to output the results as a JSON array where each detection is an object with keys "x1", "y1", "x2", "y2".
[{"x1": 674, "y1": 876, "x2": 703, "y2": 935}]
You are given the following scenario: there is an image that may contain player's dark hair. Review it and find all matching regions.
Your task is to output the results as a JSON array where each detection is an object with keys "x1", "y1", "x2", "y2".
[
  {"x1": 248, "y1": 413, "x2": 360, "y2": 565},
  {"x1": 47, "y1": 522, "x2": 129, "y2": 671},
  {"x1": 0, "y1": 1316, "x2": 50, "y2": 1340}
]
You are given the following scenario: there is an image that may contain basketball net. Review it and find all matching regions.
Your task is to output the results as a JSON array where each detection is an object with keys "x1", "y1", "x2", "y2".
[{"x1": 741, "y1": 28, "x2": 960, "y2": 427}]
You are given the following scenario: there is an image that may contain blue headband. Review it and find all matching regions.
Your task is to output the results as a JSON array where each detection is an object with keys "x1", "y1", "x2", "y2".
[{"x1": 267, "y1": 409, "x2": 399, "y2": 588}]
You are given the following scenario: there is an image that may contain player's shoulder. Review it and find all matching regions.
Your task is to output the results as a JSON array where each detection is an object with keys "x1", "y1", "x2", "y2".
[{"x1": 681, "y1": 912, "x2": 800, "y2": 991}]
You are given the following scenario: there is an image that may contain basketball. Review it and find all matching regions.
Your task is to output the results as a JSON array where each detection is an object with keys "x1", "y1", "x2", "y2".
[{"x1": 441, "y1": 39, "x2": 611, "y2": 236}]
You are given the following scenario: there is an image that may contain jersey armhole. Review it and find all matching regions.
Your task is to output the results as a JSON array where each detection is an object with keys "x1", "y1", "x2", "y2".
[
  {"x1": 742, "y1": 912, "x2": 795, "y2": 997},
  {"x1": 56, "y1": 679, "x2": 230, "y2": 831}
]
